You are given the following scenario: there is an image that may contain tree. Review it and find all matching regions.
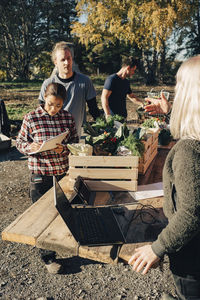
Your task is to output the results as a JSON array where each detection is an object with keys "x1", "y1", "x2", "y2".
[
  {"x1": 71, "y1": 0, "x2": 196, "y2": 83},
  {"x1": 0, "y1": 0, "x2": 77, "y2": 80},
  {"x1": 175, "y1": 0, "x2": 200, "y2": 58}
]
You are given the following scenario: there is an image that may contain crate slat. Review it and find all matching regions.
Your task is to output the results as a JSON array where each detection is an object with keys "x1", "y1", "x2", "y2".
[
  {"x1": 69, "y1": 155, "x2": 139, "y2": 167},
  {"x1": 69, "y1": 167, "x2": 138, "y2": 180},
  {"x1": 69, "y1": 179, "x2": 138, "y2": 191},
  {"x1": 138, "y1": 147, "x2": 158, "y2": 174}
]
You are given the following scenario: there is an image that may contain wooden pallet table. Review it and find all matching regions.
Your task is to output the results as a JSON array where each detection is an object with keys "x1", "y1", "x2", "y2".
[{"x1": 1, "y1": 146, "x2": 173, "y2": 265}]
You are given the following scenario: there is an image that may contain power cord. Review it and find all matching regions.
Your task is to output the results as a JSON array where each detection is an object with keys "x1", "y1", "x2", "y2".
[{"x1": 130, "y1": 203, "x2": 160, "y2": 225}]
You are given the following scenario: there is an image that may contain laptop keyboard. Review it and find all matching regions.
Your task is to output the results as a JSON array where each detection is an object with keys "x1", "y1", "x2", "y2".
[{"x1": 77, "y1": 208, "x2": 107, "y2": 244}]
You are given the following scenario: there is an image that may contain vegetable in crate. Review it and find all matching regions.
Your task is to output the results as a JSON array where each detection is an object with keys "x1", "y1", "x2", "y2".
[
  {"x1": 83, "y1": 123, "x2": 98, "y2": 136},
  {"x1": 115, "y1": 123, "x2": 129, "y2": 140},
  {"x1": 141, "y1": 118, "x2": 159, "y2": 128},
  {"x1": 67, "y1": 144, "x2": 93, "y2": 156},
  {"x1": 119, "y1": 133, "x2": 145, "y2": 157}
]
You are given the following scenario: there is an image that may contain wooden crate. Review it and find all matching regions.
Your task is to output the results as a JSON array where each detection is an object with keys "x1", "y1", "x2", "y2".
[
  {"x1": 68, "y1": 128, "x2": 159, "y2": 191},
  {"x1": 138, "y1": 128, "x2": 159, "y2": 174},
  {"x1": 69, "y1": 155, "x2": 139, "y2": 191}
]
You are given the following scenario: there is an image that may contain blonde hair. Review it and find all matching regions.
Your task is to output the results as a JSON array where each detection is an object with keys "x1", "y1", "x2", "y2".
[
  {"x1": 170, "y1": 55, "x2": 200, "y2": 140},
  {"x1": 51, "y1": 41, "x2": 72, "y2": 64}
]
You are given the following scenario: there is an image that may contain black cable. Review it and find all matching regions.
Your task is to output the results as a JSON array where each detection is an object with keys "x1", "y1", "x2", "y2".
[{"x1": 130, "y1": 203, "x2": 160, "y2": 225}]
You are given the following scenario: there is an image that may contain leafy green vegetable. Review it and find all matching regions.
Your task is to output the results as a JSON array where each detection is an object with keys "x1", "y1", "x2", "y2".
[
  {"x1": 115, "y1": 123, "x2": 129, "y2": 140},
  {"x1": 119, "y1": 134, "x2": 145, "y2": 157},
  {"x1": 142, "y1": 118, "x2": 158, "y2": 128},
  {"x1": 83, "y1": 122, "x2": 98, "y2": 136}
]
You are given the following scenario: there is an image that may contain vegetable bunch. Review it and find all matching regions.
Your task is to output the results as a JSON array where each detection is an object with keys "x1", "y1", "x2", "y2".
[{"x1": 84, "y1": 115, "x2": 145, "y2": 157}]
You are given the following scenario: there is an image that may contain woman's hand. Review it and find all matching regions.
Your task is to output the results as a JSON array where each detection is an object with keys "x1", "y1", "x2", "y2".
[
  {"x1": 53, "y1": 143, "x2": 64, "y2": 154},
  {"x1": 144, "y1": 92, "x2": 171, "y2": 115},
  {"x1": 128, "y1": 245, "x2": 160, "y2": 275}
]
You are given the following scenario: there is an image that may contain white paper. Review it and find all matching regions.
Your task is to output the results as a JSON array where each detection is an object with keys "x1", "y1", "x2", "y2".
[
  {"x1": 29, "y1": 130, "x2": 69, "y2": 154},
  {"x1": 129, "y1": 182, "x2": 163, "y2": 201}
]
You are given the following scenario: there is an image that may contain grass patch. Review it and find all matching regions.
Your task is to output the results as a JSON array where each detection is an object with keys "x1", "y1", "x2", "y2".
[
  {"x1": 0, "y1": 80, "x2": 43, "y2": 90},
  {"x1": 6, "y1": 103, "x2": 36, "y2": 120}
]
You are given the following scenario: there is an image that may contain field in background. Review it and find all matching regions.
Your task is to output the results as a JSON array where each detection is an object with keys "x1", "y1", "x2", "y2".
[{"x1": 0, "y1": 76, "x2": 175, "y2": 136}]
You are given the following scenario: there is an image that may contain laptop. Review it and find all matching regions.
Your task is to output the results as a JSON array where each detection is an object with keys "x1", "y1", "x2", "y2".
[
  {"x1": 53, "y1": 177, "x2": 127, "y2": 246},
  {"x1": 73, "y1": 176, "x2": 137, "y2": 207},
  {"x1": 73, "y1": 176, "x2": 96, "y2": 205}
]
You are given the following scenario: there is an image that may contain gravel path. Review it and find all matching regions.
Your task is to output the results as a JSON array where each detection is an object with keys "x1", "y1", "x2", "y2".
[{"x1": 0, "y1": 142, "x2": 178, "y2": 300}]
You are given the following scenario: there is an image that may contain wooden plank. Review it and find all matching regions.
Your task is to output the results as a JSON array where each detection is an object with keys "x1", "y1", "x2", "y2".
[
  {"x1": 69, "y1": 167, "x2": 138, "y2": 180},
  {"x1": 36, "y1": 202, "x2": 137, "y2": 264},
  {"x1": 138, "y1": 148, "x2": 168, "y2": 185},
  {"x1": 36, "y1": 214, "x2": 119, "y2": 264},
  {"x1": 142, "y1": 134, "x2": 153, "y2": 151},
  {"x1": 1, "y1": 176, "x2": 69, "y2": 246},
  {"x1": 69, "y1": 179, "x2": 138, "y2": 191},
  {"x1": 139, "y1": 147, "x2": 158, "y2": 174},
  {"x1": 69, "y1": 155, "x2": 139, "y2": 167},
  {"x1": 139, "y1": 139, "x2": 158, "y2": 164},
  {"x1": 36, "y1": 215, "x2": 78, "y2": 256},
  {"x1": 119, "y1": 197, "x2": 166, "y2": 263},
  {"x1": 78, "y1": 245, "x2": 120, "y2": 264},
  {"x1": 2, "y1": 187, "x2": 58, "y2": 245}
]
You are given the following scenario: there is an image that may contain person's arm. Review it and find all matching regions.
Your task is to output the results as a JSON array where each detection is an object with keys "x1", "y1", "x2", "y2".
[
  {"x1": 86, "y1": 97, "x2": 101, "y2": 120},
  {"x1": 127, "y1": 92, "x2": 144, "y2": 106},
  {"x1": 101, "y1": 89, "x2": 112, "y2": 118},
  {"x1": 16, "y1": 115, "x2": 41, "y2": 155},
  {"x1": 129, "y1": 143, "x2": 200, "y2": 275},
  {"x1": 144, "y1": 92, "x2": 171, "y2": 115}
]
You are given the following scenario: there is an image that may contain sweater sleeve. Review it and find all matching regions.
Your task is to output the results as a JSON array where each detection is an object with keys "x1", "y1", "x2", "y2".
[
  {"x1": 152, "y1": 142, "x2": 200, "y2": 258},
  {"x1": 16, "y1": 115, "x2": 33, "y2": 155}
]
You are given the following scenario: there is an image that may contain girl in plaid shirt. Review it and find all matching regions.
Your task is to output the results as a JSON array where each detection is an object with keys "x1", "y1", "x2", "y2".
[
  {"x1": 16, "y1": 83, "x2": 79, "y2": 274},
  {"x1": 16, "y1": 82, "x2": 78, "y2": 203}
]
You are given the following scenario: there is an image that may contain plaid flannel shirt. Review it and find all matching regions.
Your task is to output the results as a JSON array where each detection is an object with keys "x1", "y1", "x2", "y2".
[{"x1": 16, "y1": 105, "x2": 78, "y2": 176}]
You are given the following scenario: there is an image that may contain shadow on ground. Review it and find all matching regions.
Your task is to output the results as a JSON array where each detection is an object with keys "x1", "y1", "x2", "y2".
[{"x1": 55, "y1": 256, "x2": 102, "y2": 275}]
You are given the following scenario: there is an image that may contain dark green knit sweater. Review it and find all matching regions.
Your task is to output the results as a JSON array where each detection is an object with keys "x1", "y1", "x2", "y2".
[{"x1": 152, "y1": 139, "x2": 200, "y2": 258}]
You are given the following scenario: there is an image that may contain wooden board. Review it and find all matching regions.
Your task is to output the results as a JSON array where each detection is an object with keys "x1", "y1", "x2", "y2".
[
  {"x1": 1, "y1": 147, "x2": 171, "y2": 265},
  {"x1": 69, "y1": 155, "x2": 139, "y2": 191},
  {"x1": 36, "y1": 210, "x2": 123, "y2": 264},
  {"x1": 1, "y1": 176, "x2": 69, "y2": 245},
  {"x1": 83, "y1": 180, "x2": 138, "y2": 192},
  {"x1": 119, "y1": 197, "x2": 167, "y2": 263}
]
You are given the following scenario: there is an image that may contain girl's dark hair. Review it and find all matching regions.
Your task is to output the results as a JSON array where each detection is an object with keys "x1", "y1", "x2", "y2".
[{"x1": 44, "y1": 83, "x2": 67, "y2": 101}]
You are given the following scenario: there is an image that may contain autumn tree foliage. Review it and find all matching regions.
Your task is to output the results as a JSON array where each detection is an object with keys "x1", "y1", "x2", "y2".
[{"x1": 72, "y1": 0, "x2": 198, "y2": 83}]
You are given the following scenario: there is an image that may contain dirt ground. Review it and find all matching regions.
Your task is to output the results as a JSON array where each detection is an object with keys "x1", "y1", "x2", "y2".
[{"x1": 0, "y1": 85, "x2": 179, "y2": 300}]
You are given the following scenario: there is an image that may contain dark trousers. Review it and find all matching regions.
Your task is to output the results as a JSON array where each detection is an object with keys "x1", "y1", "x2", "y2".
[
  {"x1": 30, "y1": 173, "x2": 65, "y2": 203},
  {"x1": 30, "y1": 173, "x2": 66, "y2": 263},
  {"x1": 172, "y1": 274, "x2": 200, "y2": 300}
]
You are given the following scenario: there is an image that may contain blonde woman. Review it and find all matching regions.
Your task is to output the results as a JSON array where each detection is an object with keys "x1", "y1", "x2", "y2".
[{"x1": 129, "y1": 55, "x2": 200, "y2": 300}]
